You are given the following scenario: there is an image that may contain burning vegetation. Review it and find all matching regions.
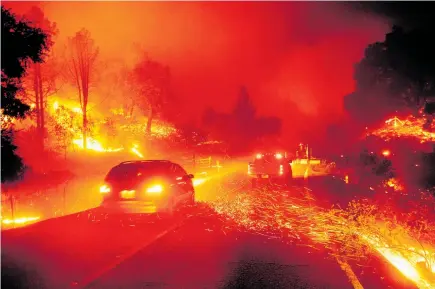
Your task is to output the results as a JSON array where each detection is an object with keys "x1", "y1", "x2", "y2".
[{"x1": 2, "y1": 3, "x2": 435, "y2": 289}]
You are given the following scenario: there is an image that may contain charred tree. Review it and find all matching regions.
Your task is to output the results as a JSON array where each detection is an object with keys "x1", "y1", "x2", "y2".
[{"x1": 65, "y1": 28, "x2": 99, "y2": 150}]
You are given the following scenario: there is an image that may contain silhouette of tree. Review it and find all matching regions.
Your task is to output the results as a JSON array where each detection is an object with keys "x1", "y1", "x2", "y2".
[
  {"x1": 345, "y1": 25, "x2": 435, "y2": 124},
  {"x1": 132, "y1": 54, "x2": 171, "y2": 134},
  {"x1": 233, "y1": 86, "x2": 256, "y2": 123},
  {"x1": 64, "y1": 28, "x2": 99, "y2": 150},
  {"x1": 1, "y1": 6, "x2": 48, "y2": 183},
  {"x1": 20, "y1": 6, "x2": 58, "y2": 150}
]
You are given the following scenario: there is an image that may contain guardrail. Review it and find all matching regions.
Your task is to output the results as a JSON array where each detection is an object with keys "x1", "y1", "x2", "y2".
[{"x1": 178, "y1": 154, "x2": 222, "y2": 174}]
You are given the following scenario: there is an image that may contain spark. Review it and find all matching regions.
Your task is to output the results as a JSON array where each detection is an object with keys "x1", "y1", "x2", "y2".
[{"x1": 207, "y1": 185, "x2": 435, "y2": 289}]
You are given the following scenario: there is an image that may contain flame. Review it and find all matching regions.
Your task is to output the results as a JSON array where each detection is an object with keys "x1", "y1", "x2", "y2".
[
  {"x1": 384, "y1": 178, "x2": 404, "y2": 191},
  {"x1": 130, "y1": 144, "x2": 144, "y2": 158},
  {"x1": 2, "y1": 216, "x2": 40, "y2": 225},
  {"x1": 371, "y1": 115, "x2": 435, "y2": 143},
  {"x1": 53, "y1": 101, "x2": 59, "y2": 111},
  {"x1": 362, "y1": 234, "x2": 434, "y2": 289},
  {"x1": 72, "y1": 136, "x2": 123, "y2": 152}
]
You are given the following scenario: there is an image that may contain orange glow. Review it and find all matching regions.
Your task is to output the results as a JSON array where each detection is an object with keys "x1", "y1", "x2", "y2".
[
  {"x1": 72, "y1": 137, "x2": 123, "y2": 153},
  {"x1": 371, "y1": 116, "x2": 435, "y2": 143},
  {"x1": 256, "y1": 153, "x2": 262, "y2": 159},
  {"x1": 275, "y1": 153, "x2": 283, "y2": 159},
  {"x1": 382, "y1": 149, "x2": 391, "y2": 157},
  {"x1": 146, "y1": 184, "x2": 163, "y2": 194},
  {"x1": 362, "y1": 234, "x2": 435, "y2": 289},
  {"x1": 99, "y1": 184, "x2": 111, "y2": 194},
  {"x1": 53, "y1": 100, "x2": 59, "y2": 110},
  {"x1": 193, "y1": 178, "x2": 206, "y2": 187},
  {"x1": 130, "y1": 144, "x2": 144, "y2": 158},
  {"x1": 384, "y1": 178, "x2": 404, "y2": 191},
  {"x1": 2, "y1": 216, "x2": 40, "y2": 225}
]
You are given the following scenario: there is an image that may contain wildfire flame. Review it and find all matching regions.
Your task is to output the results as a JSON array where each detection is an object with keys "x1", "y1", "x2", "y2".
[
  {"x1": 2, "y1": 216, "x2": 40, "y2": 225},
  {"x1": 371, "y1": 116, "x2": 435, "y2": 143}
]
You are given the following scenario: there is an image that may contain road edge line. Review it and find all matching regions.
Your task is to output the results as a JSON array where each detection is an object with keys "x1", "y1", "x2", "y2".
[{"x1": 73, "y1": 221, "x2": 183, "y2": 289}]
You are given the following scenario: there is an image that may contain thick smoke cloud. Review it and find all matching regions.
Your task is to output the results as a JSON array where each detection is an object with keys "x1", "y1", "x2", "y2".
[{"x1": 5, "y1": 1, "x2": 388, "y2": 144}]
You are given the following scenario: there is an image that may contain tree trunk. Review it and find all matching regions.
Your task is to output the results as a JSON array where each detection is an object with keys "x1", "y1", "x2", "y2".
[
  {"x1": 145, "y1": 105, "x2": 154, "y2": 135},
  {"x1": 33, "y1": 65, "x2": 41, "y2": 146},
  {"x1": 37, "y1": 63, "x2": 45, "y2": 150},
  {"x1": 82, "y1": 108, "x2": 87, "y2": 150}
]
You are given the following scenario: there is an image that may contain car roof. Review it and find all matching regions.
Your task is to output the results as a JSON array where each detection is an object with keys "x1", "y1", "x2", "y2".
[{"x1": 118, "y1": 160, "x2": 174, "y2": 166}]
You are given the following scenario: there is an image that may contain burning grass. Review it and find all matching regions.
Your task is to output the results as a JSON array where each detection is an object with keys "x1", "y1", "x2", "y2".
[{"x1": 371, "y1": 115, "x2": 435, "y2": 143}]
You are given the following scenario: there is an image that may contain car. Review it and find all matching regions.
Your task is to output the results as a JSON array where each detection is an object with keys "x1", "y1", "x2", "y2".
[
  {"x1": 247, "y1": 152, "x2": 293, "y2": 188},
  {"x1": 100, "y1": 160, "x2": 195, "y2": 214}
]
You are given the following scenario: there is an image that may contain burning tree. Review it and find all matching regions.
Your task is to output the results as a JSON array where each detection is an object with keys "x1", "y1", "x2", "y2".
[
  {"x1": 48, "y1": 105, "x2": 75, "y2": 159},
  {"x1": 1, "y1": 6, "x2": 48, "y2": 182},
  {"x1": 64, "y1": 28, "x2": 99, "y2": 150},
  {"x1": 132, "y1": 54, "x2": 171, "y2": 135}
]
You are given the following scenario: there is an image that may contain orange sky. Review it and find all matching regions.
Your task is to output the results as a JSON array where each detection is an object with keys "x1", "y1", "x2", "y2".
[{"x1": 4, "y1": 1, "x2": 389, "y2": 142}]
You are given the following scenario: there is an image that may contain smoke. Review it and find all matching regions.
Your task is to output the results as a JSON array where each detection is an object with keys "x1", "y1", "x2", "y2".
[{"x1": 5, "y1": 1, "x2": 389, "y2": 143}]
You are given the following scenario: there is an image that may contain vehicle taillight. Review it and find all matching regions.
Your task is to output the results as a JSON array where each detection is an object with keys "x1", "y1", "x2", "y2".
[
  {"x1": 99, "y1": 184, "x2": 111, "y2": 194},
  {"x1": 256, "y1": 153, "x2": 262, "y2": 159},
  {"x1": 275, "y1": 153, "x2": 283, "y2": 159},
  {"x1": 146, "y1": 184, "x2": 163, "y2": 194},
  {"x1": 279, "y1": 165, "x2": 284, "y2": 175},
  {"x1": 248, "y1": 164, "x2": 251, "y2": 174}
]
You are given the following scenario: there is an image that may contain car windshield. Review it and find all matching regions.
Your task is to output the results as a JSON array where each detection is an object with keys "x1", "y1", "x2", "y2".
[{"x1": 105, "y1": 162, "x2": 168, "y2": 181}]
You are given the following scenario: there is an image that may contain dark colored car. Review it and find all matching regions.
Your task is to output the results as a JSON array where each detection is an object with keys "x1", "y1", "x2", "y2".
[{"x1": 100, "y1": 160, "x2": 195, "y2": 214}]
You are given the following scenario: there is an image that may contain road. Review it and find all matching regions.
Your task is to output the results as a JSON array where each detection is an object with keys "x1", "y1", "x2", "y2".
[{"x1": 1, "y1": 167, "x2": 417, "y2": 289}]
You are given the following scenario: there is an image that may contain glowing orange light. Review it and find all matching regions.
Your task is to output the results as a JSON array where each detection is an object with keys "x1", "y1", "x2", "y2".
[
  {"x1": 256, "y1": 153, "x2": 262, "y2": 159},
  {"x1": 193, "y1": 178, "x2": 206, "y2": 187},
  {"x1": 73, "y1": 137, "x2": 123, "y2": 152},
  {"x1": 130, "y1": 144, "x2": 144, "y2": 158},
  {"x1": 382, "y1": 150, "x2": 391, "y2": 157},
  {"x1": 99, "y1": 184, "x2": 111, "y2": 194},
  {"x1": 279, "y1": 164, "x2": 284, "y2": 175},
  {"x1": 275, "y1": 153, "x2": 283, "y2": 159},
  {"x1": 146, "y1": 184, "x2": 163, "y2": 194},
  {"x1": 2, "y1": 216, "x2": 40, "y2": 225},
  {"x1": 53, "y1": 101, "x2": 59, "y2": 110}
]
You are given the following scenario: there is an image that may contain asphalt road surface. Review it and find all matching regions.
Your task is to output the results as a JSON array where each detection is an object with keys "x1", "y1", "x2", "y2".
[{"x1": 1, "y1": 169, "x2": 417, "y2": 289}]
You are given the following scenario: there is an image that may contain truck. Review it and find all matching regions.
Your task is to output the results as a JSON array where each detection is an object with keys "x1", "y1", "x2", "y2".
[{"x1": 247, "y1": 152, "x2": 293, "y2": 188}]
